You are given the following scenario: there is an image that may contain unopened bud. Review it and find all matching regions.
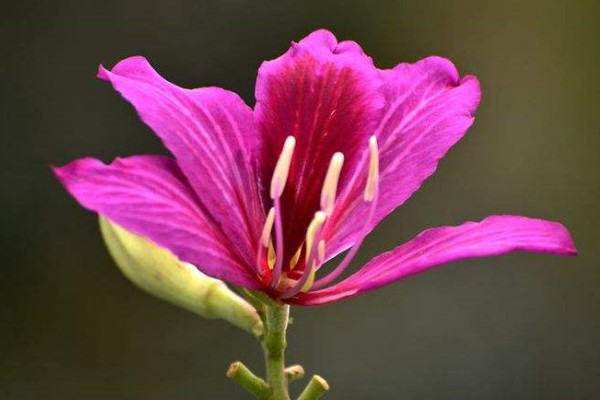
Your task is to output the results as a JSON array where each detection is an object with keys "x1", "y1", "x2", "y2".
[{"x1": 99, "y1": 217, "x2": 263, "y2": 337}]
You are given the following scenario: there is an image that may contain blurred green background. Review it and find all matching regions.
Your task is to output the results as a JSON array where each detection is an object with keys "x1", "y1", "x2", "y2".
[{"x1": 1, "y1": 1, "x2": 598, "y2": 399}]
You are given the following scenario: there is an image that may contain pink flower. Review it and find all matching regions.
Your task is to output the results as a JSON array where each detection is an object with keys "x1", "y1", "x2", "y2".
[{"x1": 53, "y1": 29, "x2": 576, "y2": 306}]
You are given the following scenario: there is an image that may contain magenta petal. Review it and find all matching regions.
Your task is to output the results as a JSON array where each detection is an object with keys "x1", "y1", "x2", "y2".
[
  {"x1": 255, "y1": 29, "x2": 385, "y2": 262},
  {"x1": 53, "y1": 155, "x2": 262, "y2": 289},
  {"x1": 293, "y1": 215, "x2": 576, "y2": 305},
  {"x1": 324, "y1": 57, "x2": 482, "y2": 258},
  {"x1": 98, "y1": 57, "x2": 264, "y2": 268}
]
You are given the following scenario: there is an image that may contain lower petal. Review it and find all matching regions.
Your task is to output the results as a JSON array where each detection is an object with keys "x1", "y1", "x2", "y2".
[
  {"x1": 293, "y1": 215, "x2": 576, "y2": 305},
  {"x1": 53, "y1": 155, "x2": 262, "y2": 289}
]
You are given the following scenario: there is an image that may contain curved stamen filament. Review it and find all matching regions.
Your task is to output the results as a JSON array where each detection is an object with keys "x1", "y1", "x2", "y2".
[
  {"x1": 320, "y1": 152, "x2": 344, "y2": 216},
  {"x1": 269, "y1": 136, "x2": 296, "y2": 287},
  {"x1": 255, "y1": 208, "x2": 275, "y2": 274},
  {"x1": 311, "y1": 136, "x2": 380, "y2": 290},
  {"x1": 281, "y1": 212, "x2": 326, "y2": 298},
  {"x1": 270, "y1": 196, "x2": 285, "y2": 287},
  {"x1": 310, "y1": 193, "x2": 378, "y2": 289}
]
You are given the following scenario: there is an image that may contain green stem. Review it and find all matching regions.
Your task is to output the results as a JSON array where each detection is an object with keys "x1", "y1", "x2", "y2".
[{"x1": 262, "y1": 303, "x2": 290, "y2": 400}]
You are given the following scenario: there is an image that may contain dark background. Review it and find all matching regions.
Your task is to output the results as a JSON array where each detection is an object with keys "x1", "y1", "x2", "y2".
[{"x1": 1, "y1": 1, "x2": 598, "y2": 399}]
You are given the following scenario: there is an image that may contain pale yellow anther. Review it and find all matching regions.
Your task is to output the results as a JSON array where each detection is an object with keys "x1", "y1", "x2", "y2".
[
  {"x1": 320, "y1": 152, "x2": 345, "y2": 216},
  {"x1": 289, "y1": 245, "x2": 302, "y2": 270},
  {"x1": 270, "y1": 136, "x2": 296, "y2": 199},
  {"x1": 317, "y1": 240, "x2": 326, "y2": 263},
  {"x1": 364, "y1": 136, "x2": 379, "y2": 202},
  {"x1": 305, "y1": 211, "x2": 327, "y2": 263},
  {"x1": 267, "y1": 240, "x2": 276, "y2": 269},
  {"x1": 301, "y1": 266, "x2": 316, "y2": 293},
  {"x1": 260, "y1": 208, "x2": 275, "y2": 248}
]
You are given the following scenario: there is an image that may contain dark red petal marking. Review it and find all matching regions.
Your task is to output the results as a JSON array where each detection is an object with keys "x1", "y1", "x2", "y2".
[{"x1": 255, "y1": 30, "x2": 384, "y2": 266}]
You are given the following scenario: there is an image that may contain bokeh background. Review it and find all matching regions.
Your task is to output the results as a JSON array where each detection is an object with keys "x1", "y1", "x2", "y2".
[{"x1": 1, "y1": 1, "x2": 598, "y2": 399}]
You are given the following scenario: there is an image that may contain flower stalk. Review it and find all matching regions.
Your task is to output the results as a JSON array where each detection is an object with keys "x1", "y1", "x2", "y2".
[{"x1": 262, "y1": 303, "x2": 290, "y2": 400}]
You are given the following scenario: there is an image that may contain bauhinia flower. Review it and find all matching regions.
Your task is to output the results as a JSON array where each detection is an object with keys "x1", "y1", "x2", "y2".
[{"x1": 54, "y1": 29, "x2": 576, "y2": 307}]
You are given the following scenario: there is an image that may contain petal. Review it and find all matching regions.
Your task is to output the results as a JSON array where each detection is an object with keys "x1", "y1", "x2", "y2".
[
  {"x1": 53, "y1": 155, "x2": 262, "y2": 289},
  {"x1": 98, "y1": 57, "x2": 264, "y2": 268},
  {"x1": 324, "y1": 57, "x2": 481, "y2": 257},
  {"x1": 293, "y1": 215, "x2": 576, "y2": 305},
  {"x1": 255, "y1": 29, "x2": 385, "y2": 263}
]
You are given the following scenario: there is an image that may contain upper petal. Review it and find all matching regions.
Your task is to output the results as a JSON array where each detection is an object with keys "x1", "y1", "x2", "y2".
[
  {"x1": 293, "y1": 215, "x2": 576, "y2": 305},
  {"x1": 255, "y1": 29, "x2": 385, "y2": 263},
  {"x1": 53, "y1": 155, "x2": 262, "y2": 289},
  {"x1": 98, "y1": 57, "x2": 264, "y2": 268},
  {"x1": 324, "y1": 57, "x2": 481, "y2": 257}
]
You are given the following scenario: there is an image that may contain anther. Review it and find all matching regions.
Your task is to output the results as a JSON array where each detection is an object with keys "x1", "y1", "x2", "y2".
[
  {"x1": 305, "y1": 211, "x2": 327, "y2": 263},
  {"x1": 317, "y1": 240, "x2": 326, "y2": 263},
  {"x1": 289, "y1": 246, "x2": 302, "y2": 270},
  {"x1": 270, "y1": 136, "x2": 296, "y2": 199},
  {"x1": 364, "y1": 136, "x2": 379, "y2": 202},
  {"x1": 267, "y1": 240, "x2": 276, "y2": 269},
  {"x1": 260, "y1": 208, "x2": 275, "y2": 248},
  {"x1": 320, "y1": 152, "x2": 344, "y2": 216}
]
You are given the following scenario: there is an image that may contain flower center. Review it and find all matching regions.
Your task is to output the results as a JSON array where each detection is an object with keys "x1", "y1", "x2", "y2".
[{"x1": 256, "y1": 135, "x2": 380, "y2": 297}]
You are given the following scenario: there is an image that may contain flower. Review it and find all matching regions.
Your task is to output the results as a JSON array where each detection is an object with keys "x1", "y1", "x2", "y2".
[{"x1": 53, "y1": 29, "x2": 576, "y2": 306}]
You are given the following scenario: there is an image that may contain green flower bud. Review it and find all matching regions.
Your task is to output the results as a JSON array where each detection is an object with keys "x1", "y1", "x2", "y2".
[{"x1": 99, "y1": 217, "x2": 263, "y2": 337}]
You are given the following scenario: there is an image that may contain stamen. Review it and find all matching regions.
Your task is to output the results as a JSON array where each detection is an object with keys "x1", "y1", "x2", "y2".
[
  {"x1": 270, "y1": 136, "x2": 296, "y2": 199},
  {"x1": 281, "y1": 212, "x2": 326, "y2": 299},
  {"x1": 269, "y1": 138, "x2": 296, "y2": 287},
  {"x1": 320, "y1": 152, "x2": 345, "y2": 216},
  {"x1": 317, "y1": 240, "x2": 326, "y2": 263},
  {"x1": 364, "y1": 136, "x2": 379, "y2": 202},
  {"x1": 311, "y1": 138, "x2": 380, "y2": 290},
  {"x1": 289, "y1": 245, "x2": 302, "y2": 270},
  {"x1": 261, "y1": 208, "x2": 275, "y2": 248}
]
